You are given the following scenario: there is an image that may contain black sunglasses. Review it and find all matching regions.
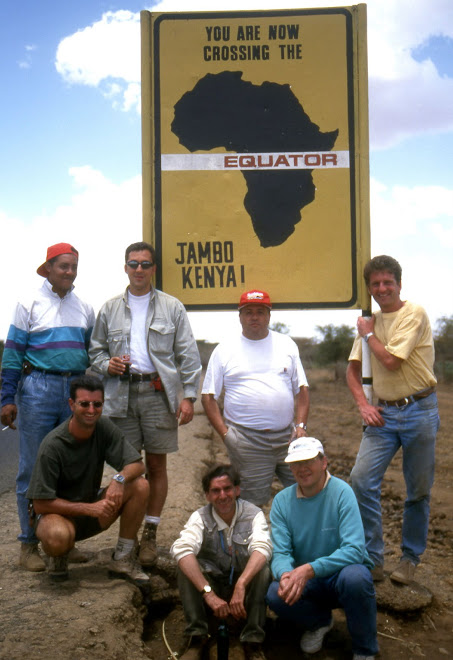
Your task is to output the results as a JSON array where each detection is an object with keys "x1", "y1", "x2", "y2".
[
  {"x1": 76, "y1": 400, "x2": 104, "y2": 409},
  {"x1": 126, "y1": 260, "x2": 154, "y2": 270}
]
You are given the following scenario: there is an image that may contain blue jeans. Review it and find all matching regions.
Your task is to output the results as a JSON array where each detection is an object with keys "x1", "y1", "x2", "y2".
[
  {"x1": 350, "y1": 392, "x2": 440, "y2": 566},
  {"x1": 266, "y1": 565, "x2": 378, "y2": 656},
  {"x1": 16, "y1": 371, "x2": 78, "y2": 543}
]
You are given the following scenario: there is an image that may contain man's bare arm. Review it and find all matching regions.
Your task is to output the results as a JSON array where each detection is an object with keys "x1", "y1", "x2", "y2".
[
  {"x1": 202, "y1": 393, "x2": 229, "y2": 440},
  {"x1": 33, "y1": 497, "x2": 116, "y2": 519},
  {"x1": 178, "y1": 553, "x2": 230, "y2": 618},
  {"x1": 229, "y1": 550, "x2": 267, "y2": 619},
  {"x1": 357, "y1": 316, "x2": 403, "y2": 371},
  {"x1": 294, "y1": 386, "x2": 309, "y2": 437},
  {"x1": 346, "y1": 360, "x2": 384, "y2": 427}
]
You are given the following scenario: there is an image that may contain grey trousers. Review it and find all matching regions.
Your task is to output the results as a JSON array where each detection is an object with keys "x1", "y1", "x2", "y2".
[
  {"x1": 177, "y1": 564, "x2": 271, "y2": 643},
  {"x1": 223, "y1": 422, "x2": 295, "y2": 506}
]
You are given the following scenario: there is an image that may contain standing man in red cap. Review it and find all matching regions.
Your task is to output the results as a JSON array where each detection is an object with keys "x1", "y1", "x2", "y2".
[
  {"x1": 202, "y1": 290, "x2": 309, "y2": 507},
  {"x1": 0, "y1": 243, "x2": 95, "y2": 571}
]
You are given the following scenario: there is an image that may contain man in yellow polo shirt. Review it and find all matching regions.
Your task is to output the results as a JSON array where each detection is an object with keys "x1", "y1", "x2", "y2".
[{"x1": 347, "y1": 255, "x2": 439, "y2": 585}]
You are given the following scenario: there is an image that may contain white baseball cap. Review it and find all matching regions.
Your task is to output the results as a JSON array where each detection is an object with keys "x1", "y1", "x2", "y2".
[{"x1": 285, "y1": 437, "x2": 325, "y2": 463}]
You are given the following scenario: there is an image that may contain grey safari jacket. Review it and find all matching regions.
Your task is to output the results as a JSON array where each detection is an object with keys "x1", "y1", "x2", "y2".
[{"x1": 89, "y1": 287, "x2": 201, "y2": 417}]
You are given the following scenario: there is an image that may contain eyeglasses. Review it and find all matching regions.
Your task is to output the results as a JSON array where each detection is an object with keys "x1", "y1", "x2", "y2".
[
  {"x1": 76, "y1": 400, "x2": 103, "y2": 409},
  {"x1": 126, "y1": 260, "x2": 154, "y2": 270}
]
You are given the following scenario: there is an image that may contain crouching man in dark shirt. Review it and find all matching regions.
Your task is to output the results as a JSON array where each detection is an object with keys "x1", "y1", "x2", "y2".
[{"x1": 27, "y1": 374, "x2": 150, "y2": 583}]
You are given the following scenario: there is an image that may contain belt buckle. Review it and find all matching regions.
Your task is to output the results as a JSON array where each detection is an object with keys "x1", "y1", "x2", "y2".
[{"x1": 396, "y1": 396, "x2": 410, "y2": 408}]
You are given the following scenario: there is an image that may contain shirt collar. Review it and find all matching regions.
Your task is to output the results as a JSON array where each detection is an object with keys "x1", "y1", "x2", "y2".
[
  {"x1": 211, "y1": 499, "x2": 240, "y2": 530},
  {"x1": 296, "y1": 471, "x2": 331, "y2": 498},
  {"x1": 43, "y1": 278, "x2": 74, "y2": 299}
]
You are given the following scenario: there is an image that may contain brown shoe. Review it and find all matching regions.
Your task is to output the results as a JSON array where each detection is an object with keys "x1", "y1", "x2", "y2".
[
  {"x1": 242, "y1": 642, "x2": 266, "y2": 660},
  {"x1": 139, "y1": 522, "x2": 158, "y2": 567},
  {"x1": 19, "y1": 543, "x2": 46, "y2": 572},
  {"x1": 390, "y1": 559, "x2": 416, "y2": 585},
  {"x1": 180, "y1": 635, "x2": 209, "y2": 660},
  {"x1": 371, "y1": 565, "x2": 385, "y2": 582},
  {"x1": 48, "y1": 554, "x2": 69, "y2": 582},
  {"x1": 68, "y1": 546, "x2": 90, "y2": 563}
]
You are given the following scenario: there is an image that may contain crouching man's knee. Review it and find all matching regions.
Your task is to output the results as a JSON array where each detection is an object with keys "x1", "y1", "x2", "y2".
[
  {"x1": 125, "y1": 475, "x2": 149, "y2": 506},
  {"x1": 36, "y1": 514, "x2": 76, "y2": 557}
]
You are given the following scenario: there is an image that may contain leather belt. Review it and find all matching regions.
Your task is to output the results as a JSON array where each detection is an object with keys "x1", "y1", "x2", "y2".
[
  {"x1": 128, "y1": 372, "x2": 158, "y2": 383},
  {"x1": 27, "y1": 366, "x2": 85, "y2": 377},
  {"x1": 378, "y1": 386, "x2": 436, "y2": 408},
  {"x1": 128, "y1": 373, "x2": 164, "y2": 392}
]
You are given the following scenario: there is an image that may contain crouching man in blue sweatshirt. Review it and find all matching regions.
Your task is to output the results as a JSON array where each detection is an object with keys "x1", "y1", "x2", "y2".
[{"x1": 266, "y1": 437, "x2": 378, "y2": 660}]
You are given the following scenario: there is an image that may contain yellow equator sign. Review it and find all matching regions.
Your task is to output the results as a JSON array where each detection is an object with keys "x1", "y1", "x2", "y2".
[{"x1": 141, "y1": 6, "x2": 370, "y2": 310}]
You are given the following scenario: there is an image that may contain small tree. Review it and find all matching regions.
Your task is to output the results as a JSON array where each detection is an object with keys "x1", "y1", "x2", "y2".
[
  {"x1": 434, "y1": 316, "x2": 453, "y2": 361},
  {"x1": 269, "y1": 321, "x2": 290, "y2": 334},
  {"x1": 434, "y1": 316, "x2": 453, "y2": 383},
  {"x1": 315, "y1": 324, "x2": 355, "y2": 365}
]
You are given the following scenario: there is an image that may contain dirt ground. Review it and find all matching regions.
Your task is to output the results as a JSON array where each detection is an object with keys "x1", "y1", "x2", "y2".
[{"x1": 0, "y1": 371, "x2": 452, "y2": 660}]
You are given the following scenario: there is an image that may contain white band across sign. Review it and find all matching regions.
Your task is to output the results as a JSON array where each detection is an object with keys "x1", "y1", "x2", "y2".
[{"x1": 161, "y1": 151, "x2": 350, "y2": 171}]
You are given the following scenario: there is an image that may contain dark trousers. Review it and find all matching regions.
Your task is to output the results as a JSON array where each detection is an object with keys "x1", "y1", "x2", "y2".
[{"x1": 177, "y1": 564, "x2": 270, "y2": 643}]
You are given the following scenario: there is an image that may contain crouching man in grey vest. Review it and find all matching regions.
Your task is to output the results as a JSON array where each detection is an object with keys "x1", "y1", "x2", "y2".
[{"x1": 170, "y1": 464, "x2": 272, "y2": 660}]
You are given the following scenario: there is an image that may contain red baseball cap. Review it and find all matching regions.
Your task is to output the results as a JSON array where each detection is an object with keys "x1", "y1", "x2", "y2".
[
  {"x1": 37, "y1": 243, "x2": 79, "y2": 277},
  {"x1": 238, "y1": 290, "x2": 272, "y2": 310}
]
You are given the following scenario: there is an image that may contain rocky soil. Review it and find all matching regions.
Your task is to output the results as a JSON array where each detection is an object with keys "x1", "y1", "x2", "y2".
[{"x1": 0, "y1": 372, "x2": 452, "y2": 660}]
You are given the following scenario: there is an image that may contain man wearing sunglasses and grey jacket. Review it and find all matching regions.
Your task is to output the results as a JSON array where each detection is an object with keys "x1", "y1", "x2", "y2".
[{"x1": 89, "y1": 241, "x2": 201, "y2": 570}]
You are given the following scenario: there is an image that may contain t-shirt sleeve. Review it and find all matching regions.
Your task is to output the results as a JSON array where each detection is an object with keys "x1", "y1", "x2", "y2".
[
  {"x1": 385, "y1": 308, "x2": 425, "y2": 360},
  {"x1": 27, "y1": 451, "x2": 60, "y2": 500},
  {"x1": 348, "y1": 335, "x2": 362, "y2": 362},
  {"x1": 290, "y1": 339, "x2": 309, "y2": 391},
  {"x1": 201, "y1": 346, "x2": 224, "y2": 399}
]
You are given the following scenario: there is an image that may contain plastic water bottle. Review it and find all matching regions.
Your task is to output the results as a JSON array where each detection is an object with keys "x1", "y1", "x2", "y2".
[{"x1": 217, "y1": 620, "x2": 229, "y2": 659}]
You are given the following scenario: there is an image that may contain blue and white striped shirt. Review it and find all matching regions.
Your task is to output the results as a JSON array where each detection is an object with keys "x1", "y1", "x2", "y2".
[{"x1": 1, "y1": 279, "x2": 95, "y2": 406}]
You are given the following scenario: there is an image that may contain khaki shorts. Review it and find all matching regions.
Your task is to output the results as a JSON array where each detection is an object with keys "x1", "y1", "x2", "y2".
[{"x1": 110, "y1": 381, "x2": 178, "y2": 454}]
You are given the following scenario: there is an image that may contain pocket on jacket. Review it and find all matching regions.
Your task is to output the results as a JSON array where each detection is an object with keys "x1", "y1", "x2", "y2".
[
  {"x1": 149, "y1": 321, "x2": 175, "y2": 354},
  {"x1": 107, "y1": 330, "x2": 123, "y2": 356}
]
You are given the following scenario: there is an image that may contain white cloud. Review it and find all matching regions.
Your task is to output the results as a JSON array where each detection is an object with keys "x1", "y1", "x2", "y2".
[
  {"x1": 0, "y1": 168, "x2": 142, "y2": 339},
  {"x1": 17, "y1": 43, "x2": 37, "y2": 69},
  {"x1": 370, "y1": 178, "x2": 453, "y2": 239},
  {"x1": 430, "y1": 222, "x2": 453, "y2": 248},
  {"x1": 368, "y1": 176, "x2": 453, "y2": 324},
  {"x1": 55, "y1": 10, "x2": 140, "y2": 112},
  {"x1": 53, "y1": 0, "x2": 453, "y2": 147}
]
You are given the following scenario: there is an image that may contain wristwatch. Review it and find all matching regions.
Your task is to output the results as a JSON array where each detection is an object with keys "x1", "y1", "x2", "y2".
[
  {"x1": 296, "y1": 422, "x2": 307, "y2": 431},
  {"x1": 201, "y1": 584, "x2": 212, "y2": 595},
  {"x1": 112, "y1": 473, "x2": 126, "y2": 484},
  {"x1": 364, "y1": 332, "x2": 374, "y2": 343}
]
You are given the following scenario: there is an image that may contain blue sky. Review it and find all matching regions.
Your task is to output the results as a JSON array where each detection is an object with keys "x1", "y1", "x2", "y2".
[{"x1": 1, "y1": 0, "x2": 452, "y2": 342}]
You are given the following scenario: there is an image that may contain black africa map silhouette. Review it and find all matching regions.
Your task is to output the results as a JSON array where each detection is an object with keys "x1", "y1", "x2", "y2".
[{"x1": 171, "y1": 71, "x2": 339, "y2": 248}]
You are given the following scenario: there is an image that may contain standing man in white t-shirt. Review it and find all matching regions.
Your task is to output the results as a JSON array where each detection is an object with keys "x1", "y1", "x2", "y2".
[
  {"x1": 202, "y1": 290, "x2": 309, "y2": 507},
  {"x1": 89, "y1": 242, "x2": 201, "y2": 568}
]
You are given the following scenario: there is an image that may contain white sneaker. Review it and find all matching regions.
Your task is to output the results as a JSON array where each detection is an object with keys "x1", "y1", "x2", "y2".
[
  {"x1": 108, "y1": 550, "x2": 150, "y2": 585},
  {"x1": 353, "y1": 655, "x2": 375, "y2": 660},
  {"x1": 300, "y1": 619, "x2": 334, "y2": 653}
]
